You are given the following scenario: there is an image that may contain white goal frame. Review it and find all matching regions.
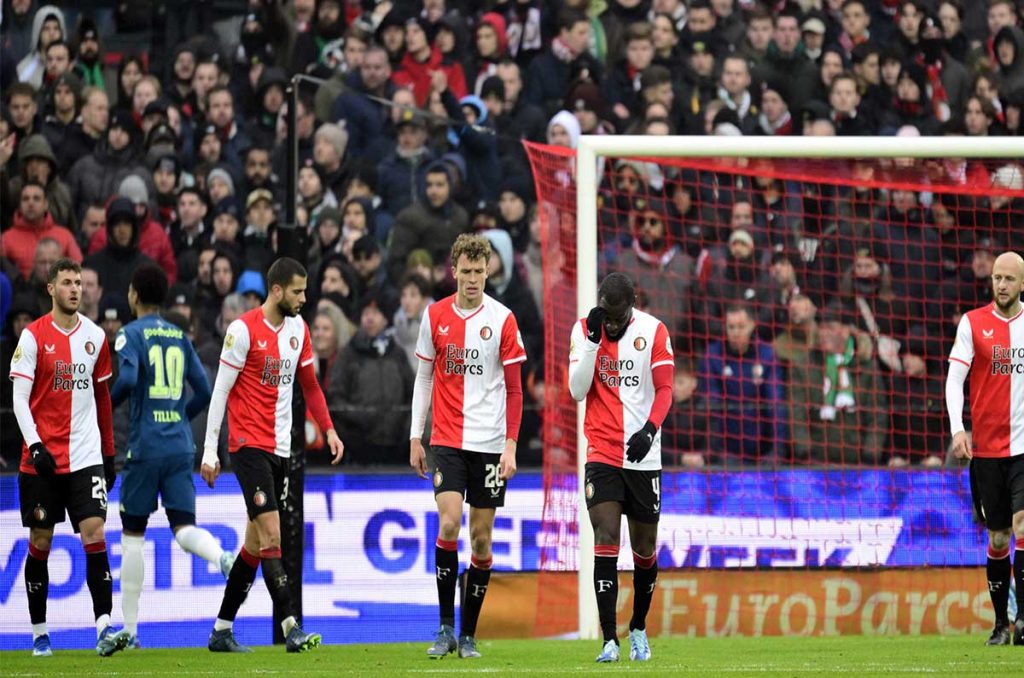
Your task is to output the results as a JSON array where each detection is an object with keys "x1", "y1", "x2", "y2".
[{"x1": 573, "y1": 135, "x2": 1024, "y2": 639}]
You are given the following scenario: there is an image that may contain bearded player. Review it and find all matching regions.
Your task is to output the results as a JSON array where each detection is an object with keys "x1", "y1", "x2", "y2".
[
  {"x1": 201, "y1": 257, "x2": 343, "y2": 652},
  {"x1": 569, "y1": 272, "x2": 673, "y2": 663},
  {"x1": 947, "y1": 251, "x2": 1024, "y2": 645}
]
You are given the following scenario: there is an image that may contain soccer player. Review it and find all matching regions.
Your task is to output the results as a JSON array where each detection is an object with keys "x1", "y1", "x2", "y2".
[
  {"x1": 409, "y1": 233, "x2": 526, "y2": 659},
  {"x1": 9, "y1": 258, "x2": 130, "y2": 657},
  {"x1": 200, "y1": 257, "x2": 343, "y2": 653},
  {"x1": 568, "y1": 272, "x2": 673, "y2": 663},
  {"x1": 110, "y1": 263, "x2": 233, "y2": 649},
  {"x1": 947, "y1": 251, "x2": 1024, "y2": 646}
]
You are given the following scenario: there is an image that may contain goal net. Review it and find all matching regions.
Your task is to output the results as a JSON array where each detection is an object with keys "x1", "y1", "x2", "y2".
[{"x1": 525, "y1": 136, "x2": 1024, "y2": 638}]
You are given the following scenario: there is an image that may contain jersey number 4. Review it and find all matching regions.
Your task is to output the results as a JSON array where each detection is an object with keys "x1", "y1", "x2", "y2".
[{"x1": 148, "y1": 345, "x2": 185, "y2": 400}]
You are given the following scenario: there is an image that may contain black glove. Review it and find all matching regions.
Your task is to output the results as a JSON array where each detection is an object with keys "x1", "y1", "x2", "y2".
[
  {"x1": 29, "y1": 442, "x2": 57, "y2": 476},
  {"x1": 626, "y1": 422, "x2": 657, "y2": 463},
  {"x1": 585, "y1": 307, "x2": 606, "y2": 344},
  {"x1": 103, "y1": 455, "x2": 116, "y2": 493}
]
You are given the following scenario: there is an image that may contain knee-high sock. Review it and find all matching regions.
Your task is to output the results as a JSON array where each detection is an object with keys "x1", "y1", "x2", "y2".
[
  {"x1": 988, "y1": 545, "x2": 1011, "y2": 625},
  {"x1": 215, "y1": 547, "x2": 260, "y2": 628},
  {"x1": 1015, "y1": 545, "x2": 1024, "y2": 622},
  {"x1": 84, "y1": 541, "x2": 113, "y2": 633},
  {"x1": 594, "y1": 545, "x2": 619, "y2": 643},
  {"x1": 435, "y1": 538, "x2": 459, "y2": 628},
  {"x1": 460, "y1": 554, "x2": 492, "y2": 638},
  {"x1": 630, "y1": 550, "x2": 658, "y2": 631},
  {"x1": 175, "y1": 525, "x2": 224, "y2": 564},
  {"x1": 259, "y1": 547, "x2": 297, "y2": 635},
  {"x1": 120, "y1": 535, "x2": 145, "y2": 635},
  {"x1": 25, "y1": 544, "x2": 49, "y2": 634}
]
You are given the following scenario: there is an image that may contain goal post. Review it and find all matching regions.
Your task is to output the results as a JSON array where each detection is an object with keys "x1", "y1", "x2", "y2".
[{"x1": 572, "y1": 135, "x2": 1024, "y2": 640}]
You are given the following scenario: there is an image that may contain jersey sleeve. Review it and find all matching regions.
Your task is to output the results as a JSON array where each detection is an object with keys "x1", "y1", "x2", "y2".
[
  {"x1": 300, "y1": 322, "x2": 315, "y2": 368},
  {"x1": 9, "y1": 328, "x2": 38, "y2": 382},
  {"x1": 114, "y1": 327, "x2": 140, "y2": 368},
  {"x1": 568, "y1": 319, "x2": 587, "y2": 364},
  {"x1": 948, "y1": 314, "x2": 974, "y2": 367},
  {"x1": 500, "y1": 312, "x2": 527, "y2": 366},
  {"x1": 220, "y1": 319, "x2": 251, "y2": 370},
  {"x1": 651, "y1": 322, "x2": 673, "y2": 369},
  {"x1": 414, "y1": 307, "x2": 435, "y2": 362},
  {"x1": 94, "y1": 336, "x2": 113, "y2": 382}
]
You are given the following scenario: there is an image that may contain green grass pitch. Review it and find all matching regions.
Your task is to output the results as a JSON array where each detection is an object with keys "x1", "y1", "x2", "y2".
[{"x1": 0, "y1": 636, "x2": 1017, "y2": 676}]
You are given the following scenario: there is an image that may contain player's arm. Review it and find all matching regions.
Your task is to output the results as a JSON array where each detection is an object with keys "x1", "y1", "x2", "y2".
[
  {"x1": 201, "y1": 321, "x2": 248, "y2": 487},
  {"x1": 945, "y1": 314, "x2": 974, "y2": 459},
  {"x1": 109, "y1": 328, "x2": 139, "y2": 408},
  {"x1": 410, "y1": 307, "x2": 436, "y2": 479},
  {"x1": 568, "y1": 319, "x2": 599, "y2": 401},
  {"x1": 409, "y1": 359, "x2": 434, "y2": 479},
  {"x1": 499, "y1": 313, "x2": 528, "y2": 480},
  {"x1": 93, "y1": 341, "x2": 116, "y2": 490},
  {"x1": 10, "y1": 329, "x2": 41, "y2": 446},
  {"x1": 184, "y1": 343, "x2": 212, "y2": 420},
  {"x1": 627, "y1": 323, "x2": 674, "y2": 463}
]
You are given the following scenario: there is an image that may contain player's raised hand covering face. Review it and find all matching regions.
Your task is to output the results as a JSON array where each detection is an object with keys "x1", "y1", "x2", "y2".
[
  {"x1": 49, "y1": 268, "x2": 82, "y2": 315},
  {"x1": 597, "y1": 272, "x2": 636, "y2": 341},
  {"x1": 274, "y1": 274, "x2": 307, "y2": 318}
]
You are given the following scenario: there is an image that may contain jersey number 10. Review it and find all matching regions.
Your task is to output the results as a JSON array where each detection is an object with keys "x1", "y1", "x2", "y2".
[{"x1": 148, "y1": 345, "x2": 185, "y2": 400}]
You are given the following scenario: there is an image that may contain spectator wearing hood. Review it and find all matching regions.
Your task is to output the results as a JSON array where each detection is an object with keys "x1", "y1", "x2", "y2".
[
  {"x1": 7, "y1": 133, "x2": 75, "y2": 232},
  {"x1": 210, "y1": 197, "x2": 245, "y2": 263},
  {"x1": 71, "y1": 19, "x2": 107, "y2": 89},
  {"x1": 469, "y1": 12, "x2": 508, "y2": 96},
  {"x1": 66, "y1": 109, "x2": 152, "y2": 220},
  {"x1": 327, "y1": 289, "x2": 414, "y2": 466},
  {"x1": 880, "y1": 61, "x2": 941, "y2": 135},
  {"x1": 83, "y1": 197, "x2": 156, "y2": 297},
  {"x1": 387, "y1": 161, "x2": 470, "y2": 284},
  {"x1": 608, "y1": 195, "x2": 695, "y2": 347},
  {"x1": 41, "y1": 71, "x2": 80, "y2": 149},
  {"x1": 440, "y1": 93, "x2": 501, "y2": 204},
  {"x1": 481, "y1": 227, "x2": 542, "y2": 371},
  {"x1": 994, "y1": 25, "x2": 1024, "y2": 97},
  {"x1": 247, "y1": 66, "x2": 288, "y2": 150},
  {"x1": 393, "y1": 17, "x2": 468, "y2": 108},
  {"x1": 340, "y1": 196, "x2": 378, "y2": 244},
  {"x1": 16, "y1": 4, "x2": 65, "y2": 89},
  {"x1": 86, "y1": 174, "x2": 177, "y2": 283},
  {"x1": 496, "y1": 174, "x2": 534, "y2": 253},
  {"x1": 2, "y1": 180, "x2": 81, "y2": 280}
]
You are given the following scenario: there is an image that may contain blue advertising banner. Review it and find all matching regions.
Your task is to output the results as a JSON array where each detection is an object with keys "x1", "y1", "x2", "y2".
[{"x1": 0, "y1": 469, "x2": 983, "y2": 650}]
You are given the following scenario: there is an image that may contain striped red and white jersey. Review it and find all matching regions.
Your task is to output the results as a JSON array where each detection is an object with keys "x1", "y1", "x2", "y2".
[
  {"x1": 570, "y1": 309, "x2": 673, "y2": 470},
  {"x1": 415, "y1": 293, "x2": 526, "y2": 454},
  {"x1": 219, "y1": 308, "x2": 314, "y2": 457},
  {"x1": 10, "y1": 313, "x2": 112, "y2": 474},
  {"x1": 948, "y1": 303, "x2": 1024, "y2": 458}
]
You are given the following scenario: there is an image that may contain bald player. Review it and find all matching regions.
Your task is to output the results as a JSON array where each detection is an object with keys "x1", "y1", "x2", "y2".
[{"x1": 947, "y1": 251, "x2": 1024, "y2": 646}]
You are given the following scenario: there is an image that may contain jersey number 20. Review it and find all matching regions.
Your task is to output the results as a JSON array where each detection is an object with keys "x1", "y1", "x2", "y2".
[{"x1": 148, "y1": 345, "x2": 184, "y2": 400}]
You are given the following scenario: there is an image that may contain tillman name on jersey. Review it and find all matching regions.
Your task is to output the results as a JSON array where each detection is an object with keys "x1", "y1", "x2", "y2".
[
  {"x1": 444, "y1": 344, "x2": 483, "y2": 375},
  {"x1": 598, "y1": 356, "x2": 640, "y2": 388},
  {"x1": 52, "y1": 360, "x2": 91, "y2": 391},
  {"x1": 261, "y1": 356, "x2": 294, "y2": 386},
  {"x1": 991, "y1": 345, "x2": 1024, "y2": 375}
]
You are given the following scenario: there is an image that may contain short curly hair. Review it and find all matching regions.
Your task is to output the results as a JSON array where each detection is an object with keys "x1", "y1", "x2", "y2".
[{"x1": 450, "y1": 233, "x2": 491, "y2": 265}]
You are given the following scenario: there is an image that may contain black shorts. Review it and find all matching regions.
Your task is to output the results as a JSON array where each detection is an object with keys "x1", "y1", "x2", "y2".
[
  {"x1": 584, "y1": 462, "x2": 661, "y2": 524},
  {"x1": 232, "y1": 447, "x2": 289, "y2": 520},
  {"x1": 970, "y1": 456, "x2": 1024, "y2": 531},
  {"x1": 431, "y1": 446, "x2": 506, "y2": 509},
  {"x1": 19, "y1": 465, "x2": 108, "y2": 533}
]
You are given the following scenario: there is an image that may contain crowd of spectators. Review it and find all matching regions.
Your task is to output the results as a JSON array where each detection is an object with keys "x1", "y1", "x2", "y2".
[{"x1": 0, "y1": 0, "x2": 1022, "y2": 469}]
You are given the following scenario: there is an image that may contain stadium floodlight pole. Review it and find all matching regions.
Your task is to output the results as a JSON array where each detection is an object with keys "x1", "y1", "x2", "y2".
[{"x1": 573, "y1": 133, "x2": 1024, "y2": 640}]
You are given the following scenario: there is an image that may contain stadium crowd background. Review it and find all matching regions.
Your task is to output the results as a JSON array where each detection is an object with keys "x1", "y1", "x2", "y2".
[{"x1": 0, "y1": 0, "x2": 1022, "y2": 471}]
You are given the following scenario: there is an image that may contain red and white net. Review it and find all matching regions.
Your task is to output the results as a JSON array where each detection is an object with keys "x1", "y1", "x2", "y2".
[{"x1": 525, "y1": 142, "x2": 1024, "y2": 636}]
